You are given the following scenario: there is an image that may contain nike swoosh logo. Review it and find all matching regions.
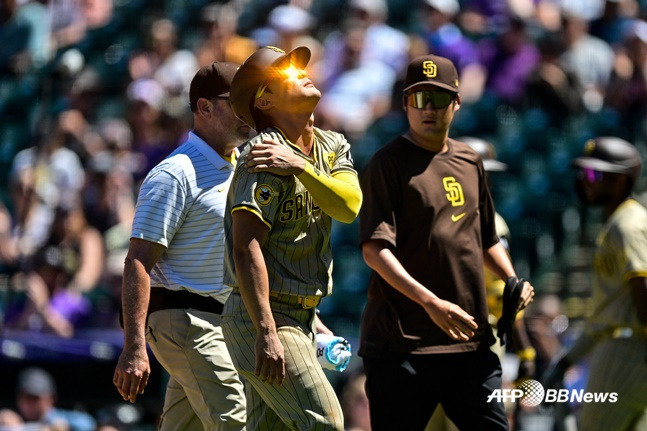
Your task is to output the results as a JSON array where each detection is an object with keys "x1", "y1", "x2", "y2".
[
  {"x1": 451, "y1": 212, "x2": 466, "y2": 222},
  {"x1": 217, "y1": 186, "x2": 227, "y2": 192}
]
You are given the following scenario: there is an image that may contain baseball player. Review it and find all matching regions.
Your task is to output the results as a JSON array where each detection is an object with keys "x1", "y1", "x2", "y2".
[
  {"x1": 543, "y1": 137, "x2": 647, "y2": 430},
  {"x1": 113, "y1": 62, "x2": 248, "y2": 430},
  {"x1": 221, "y1": 46, "x2": 362, "y2": 430},
  {"x1": 358, "y1": 54, "x2": 534, "y2": 431}
]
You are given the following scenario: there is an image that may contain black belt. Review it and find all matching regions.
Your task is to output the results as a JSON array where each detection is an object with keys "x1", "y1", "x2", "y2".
[{"x1": 148, "y1": 287, "x2": 224, "y2": 315}]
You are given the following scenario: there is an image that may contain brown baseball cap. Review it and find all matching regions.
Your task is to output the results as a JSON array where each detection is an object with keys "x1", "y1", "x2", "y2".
[
  {"x1": 229, "y1": 46, "x2": 311, "y2": 129},
  {"x1": 189, "y1": 62, "x2": 239, "y2": 112},
  {"x1": 404, "y1": 54, "x2": 459, "y2": 94},
  {"x1": 573, "y1": 136, "x2": 642, "y2": 183}
]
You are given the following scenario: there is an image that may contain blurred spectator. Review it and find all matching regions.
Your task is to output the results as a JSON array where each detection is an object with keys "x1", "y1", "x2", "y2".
[
  {"x1": 15, "y1": 367, "x2": 96, "y2": 431},
  {"x1": 50, "y1": 0, "x2": 87, "y2": 52},
  {"x1": 320, "y1": 0, "x2": 409, "y2": 81},
  {"x1": 5, "y1": 202, "x2": 104, "y2": 337},
  {"x1": 0, "y1": 408, "x2": 23, "y2": 429},
  {"x1": 478, "y1": 15, "x2": 541, "y2": 107},
  {"x1": 148, "y1": 18, "x2": 198, "y2": 97},
  {"x1": 0, "y1": 201, "x2": 20, "y2": 275},
  {"x1": 0, "y1": 0, "x2": 32, "y2": 76},
  {"x1": 589, "y1": 0, "x2": 637, "y2": 45},
  {"x1": 560, "y1": 8, "x2": 615, "y2": 112},
  {"x1": 126, "y1": 50, "x2": 155, "y2": 82},
  {"x1": 524, "y1": 294, "x2": 566, "y2": 378},
  {"x1": 81, "y1": 119, "x2": 138, "y2": 234},
  {"x1": 94, "y1": 403, "x2": 144, "y2": 431},
  {"x1": 125, "y1": 78, "x2": 176, "y2": 175},
  {"x1": 194, "y1": 1, "x2": 257, "y2": 66},
  {"x1": 81, "y1": 119, "x2": 139, "y2": 328},
  {"x1": 8, "y1": 120, "x2": 86, "y2": 258},
  {"x1": 418, "y1": 0, "x2": 486, "y2": 103},
  {"x1": 524, "y1": 31, "x2": 584, "y2": 127},
  {"x1": 14, "y1": 0, "x2": 54, "y2": 70},
  {"x1": 315, "y1": 22, "x2": 396, "y2": 140},
  {"x1": 81, "y1": 0, "x2": 114, "y2": 31},
  {"x1": 604, "y1": 19, "x2": 647, "y2": 140},
  {"x1": 265, "y1": 4, "x2": 323, "y2": 69}
]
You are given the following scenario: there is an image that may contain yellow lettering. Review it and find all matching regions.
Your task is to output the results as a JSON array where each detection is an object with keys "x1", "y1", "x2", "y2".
[{"x1": 443, "y1": 177, "x2": 464, "y2": 206}]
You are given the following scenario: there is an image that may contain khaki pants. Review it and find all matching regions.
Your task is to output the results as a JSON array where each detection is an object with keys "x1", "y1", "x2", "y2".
[
  {"x1": 222, "y1": 291, "x2": 343, "y2": 431},
  {"x1": 146, "y1": 308, "x2": 247, "y2": 431}
]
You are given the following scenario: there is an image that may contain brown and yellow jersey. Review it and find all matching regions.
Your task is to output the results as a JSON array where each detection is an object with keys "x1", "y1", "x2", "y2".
[
  {"x1": 224, "y1": 126, "x2": 357, "y2": 299},
  {"x1": 359, "y1": 136, "x2": 499, "y2": 355}
]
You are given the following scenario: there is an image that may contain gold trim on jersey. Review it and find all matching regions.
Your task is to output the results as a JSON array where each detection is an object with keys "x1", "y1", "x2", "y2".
[
  {"x1": 624, "y1": 270, "x2": 647, "y2": 282},
  {"x1": 231, "y1": 206, "x2": 272, "y2": 229}
]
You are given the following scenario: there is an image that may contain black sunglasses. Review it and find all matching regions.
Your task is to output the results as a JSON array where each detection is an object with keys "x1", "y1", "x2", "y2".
[{"x1": 406, "y1": 91, "x2": 455, "y2": 109}]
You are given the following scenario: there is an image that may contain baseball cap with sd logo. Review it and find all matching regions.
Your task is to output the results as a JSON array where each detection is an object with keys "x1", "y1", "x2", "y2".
[{"x1": 404, "y1": 54, "x2": 459, "y2": 94}]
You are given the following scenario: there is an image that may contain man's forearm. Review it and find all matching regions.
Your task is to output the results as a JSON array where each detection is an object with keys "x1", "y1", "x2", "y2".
[
  {"x1": 484, "y1": 242, "x2": 516, "y2": 281},
  {"x1": 297, "y1": 165, "x2": 362, "y2": 223},
  {"x1": 234, "y1": 243, "x2": 276, "y2": 334},
  {"x1": 122, "y1": 258, "x2": 151, "y2": 348}
]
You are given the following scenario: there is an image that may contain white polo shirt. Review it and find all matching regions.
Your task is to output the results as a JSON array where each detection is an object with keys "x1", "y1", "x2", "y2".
[{"x1": 131, "y1": 131, "x2": 236, "y2": 303}]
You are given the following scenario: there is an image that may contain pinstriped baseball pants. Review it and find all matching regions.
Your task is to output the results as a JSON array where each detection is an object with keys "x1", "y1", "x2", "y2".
[
  {"x1": 579, "y1": 338, "x2": 647, "y2": 431},
  {"x1": 222, "y1": 291, "x2": 344, "y2": 431}
]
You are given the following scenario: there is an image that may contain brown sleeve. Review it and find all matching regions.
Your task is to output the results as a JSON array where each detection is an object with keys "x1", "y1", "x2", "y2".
[{"x1": 358, "y1": 149, "x2": 399, "y2": 249}]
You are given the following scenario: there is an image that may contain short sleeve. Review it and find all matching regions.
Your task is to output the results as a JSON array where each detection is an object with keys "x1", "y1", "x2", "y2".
[
  {"x1": 131, "y1": 170, "x2": 187, "y2": 247},
  {"x1": 230, "y1": 166, "x2": 286, "y2": 229},
  {"x1": 358, "y1": 152, "x2": 398, "y2": 248}
]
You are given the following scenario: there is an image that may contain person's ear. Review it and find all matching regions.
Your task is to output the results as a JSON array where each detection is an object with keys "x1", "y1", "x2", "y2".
[
  {"x1": 197, "y1": 98, "x2": 213, "y2": 117},
  {"x1": 453, "y1": 94, "x2": 461, "y2": 112},
  {"x1": 402, "y1": 94, "x2": 408, "y2": 112},
  {"x1": 255, "y1": 97, "x2": 272, "y2": 111}
]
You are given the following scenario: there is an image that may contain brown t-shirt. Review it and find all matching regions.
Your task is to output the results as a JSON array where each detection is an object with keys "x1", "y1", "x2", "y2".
[{"x1": 358, "y1": 136, "x2": 499, "y2": 356}]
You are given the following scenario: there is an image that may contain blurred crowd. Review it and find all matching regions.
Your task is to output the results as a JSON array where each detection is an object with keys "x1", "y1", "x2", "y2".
[{"x1": 1, "y1": 0, "x2": 647, "y2": 429}]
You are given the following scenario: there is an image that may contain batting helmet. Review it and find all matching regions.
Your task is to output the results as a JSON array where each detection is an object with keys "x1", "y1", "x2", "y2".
[
  {"x1": 229, "y1": 46, "x2": 311, "y2": 129},
  {"x1": 459, "y1": 137, "x2": 508, "y2": 172},
  {"x1": 572, "y1": 136, "x2": 642, "y2": 184}
]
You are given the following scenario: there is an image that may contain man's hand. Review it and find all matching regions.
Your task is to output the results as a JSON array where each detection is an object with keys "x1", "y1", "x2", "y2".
[
  {"x1": 246, "y1": 138, "x2": 306, "y2": 176},
  {"x1": 255, "y1": 329, "x2": 285, "y2": 385},
  {"x1": 113, "y1": 345, "x2": 150, "y2": 403},
  {"x1": 517, "y1": 280, "x2": 535, "y2": 312},
  {"x1": 315, "y1": 313, "x2": 333, "y2": 335},
  {"x1": 424, "y1": 298, "x2": 478, "y2": 341}
]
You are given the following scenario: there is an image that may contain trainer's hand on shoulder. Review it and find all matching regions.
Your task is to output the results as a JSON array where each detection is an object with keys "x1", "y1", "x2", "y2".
[
  {"x1": 113, "y1": 345, "x2": 150, "y2": 403},
  {"x1": 424, "y1": 298, "x2": 478, "y2": 341},
  {"x1": 255, "y1": 329, "x2": 286, "y2": 385},
  {"x1": 246, "y1": 138, "x2": 305, "y2": 176}
]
